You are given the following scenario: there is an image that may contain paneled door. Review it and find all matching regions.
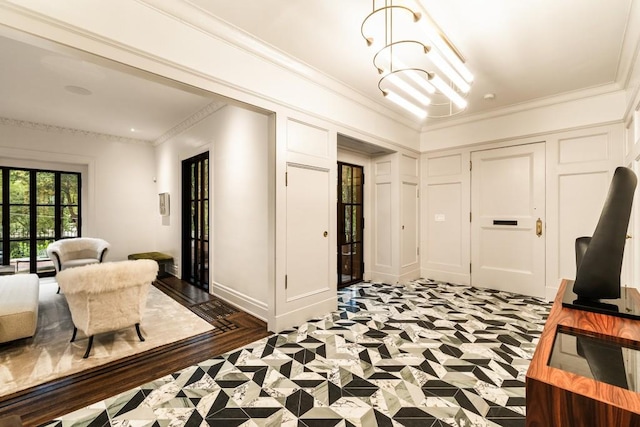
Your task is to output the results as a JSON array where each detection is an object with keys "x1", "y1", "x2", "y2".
[
  {"x1": 285, "y1": 163, "x2": 331, "y2": 310},
  {"x1": 182, "y1": 152, "x2": 209, "y2": 290},
  {"x1": 337, "y1": 162, "x2": 364, "y2": 288},
  {"x1": 471, "y1": 143, "x2": 546, "y2": 297}
]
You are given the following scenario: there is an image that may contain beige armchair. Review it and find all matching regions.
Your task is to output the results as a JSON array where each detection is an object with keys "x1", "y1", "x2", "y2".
[
  {"x1": 47, "y1": 237, "x2": 110, "y2": 273},
  {"x1": 56, "y1": 259, "x2": 158, "y2": 358}
]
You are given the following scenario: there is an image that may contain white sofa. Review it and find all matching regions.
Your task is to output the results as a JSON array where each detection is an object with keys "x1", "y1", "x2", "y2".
[
  {"x1": 57, "y1": 259, "x2": 158, "y2": 358},
  {"x1": 0, "y1": 274, "x2": 39, "y2": 344},
  {"x1": 46, "y1": 237, "x2": 110, "y2": 273}
]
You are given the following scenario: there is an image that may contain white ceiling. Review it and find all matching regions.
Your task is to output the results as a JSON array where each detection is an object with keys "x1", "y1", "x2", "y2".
[
  {"x1": 0, "y1": 0, "x2": 636, "y2": 140},
  {"x1": 0, "y1": 34, "x2": 214, "y2": 142},
  {"x1": 190, "y1": 0, "x2": 636, "y2": 124}
]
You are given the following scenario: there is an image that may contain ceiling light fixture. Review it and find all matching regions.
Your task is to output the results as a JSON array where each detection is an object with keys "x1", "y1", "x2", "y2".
[{"x1": 361, "y1": 0, "x2": 473, "y2": 119}]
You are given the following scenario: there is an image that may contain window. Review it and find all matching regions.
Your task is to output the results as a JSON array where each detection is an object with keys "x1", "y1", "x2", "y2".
[{"x1": 0, "y1": 167, "x2": 81, "y2": 275}]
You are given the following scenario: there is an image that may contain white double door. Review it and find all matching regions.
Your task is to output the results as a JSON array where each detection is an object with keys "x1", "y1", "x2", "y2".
[{"x1": 471, "y1": 143, "x2": 546, "y2": 297}]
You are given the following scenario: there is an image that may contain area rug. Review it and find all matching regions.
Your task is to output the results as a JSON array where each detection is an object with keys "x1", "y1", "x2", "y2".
[{"x1": 0, "y1": 278, "x2": 213, "y2": 397}]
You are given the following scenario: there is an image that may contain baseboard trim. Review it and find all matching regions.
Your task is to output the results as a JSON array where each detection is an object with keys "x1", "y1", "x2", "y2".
[
  {"x1": 210, "y1": 281, "x2": 269, "y2": 322},
  {"x1": 271, "y1": 295, "x2": 337, "y2": 333},
  {"x1": 421, "y1": 269, "x2": 470, "y2": 286},
  {"x1": 368, "y1": 272, "x2": 400, "y2": 284}
]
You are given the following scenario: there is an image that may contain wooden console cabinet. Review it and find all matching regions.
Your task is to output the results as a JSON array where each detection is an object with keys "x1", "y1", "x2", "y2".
[{"x1": 526, "y1": 279, "x2": 640, "y2": 426}]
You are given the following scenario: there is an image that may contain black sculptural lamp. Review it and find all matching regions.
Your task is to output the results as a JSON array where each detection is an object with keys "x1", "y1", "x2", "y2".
[{"x1": 564, "y1": 166, "x2": 638, "y2": 318}]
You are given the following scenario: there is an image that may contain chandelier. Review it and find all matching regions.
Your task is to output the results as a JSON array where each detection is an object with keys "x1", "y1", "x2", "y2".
[{"x1": 361, "y1": 0, "x2": 473, "y2": 119}]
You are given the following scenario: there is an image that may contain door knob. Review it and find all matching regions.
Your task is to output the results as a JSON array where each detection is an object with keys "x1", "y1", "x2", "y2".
[
  {"x1": 627, "y1": 234, "x2": 633, "y2": 239},
  {"x1": 536, "y1": 218, "x2": 543, "y2": 237},
  {"x1": 323, "y1": 231, "x2": 328, "y2": 237}
]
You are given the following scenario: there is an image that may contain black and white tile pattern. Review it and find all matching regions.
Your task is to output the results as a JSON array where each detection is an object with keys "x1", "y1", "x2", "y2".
[{"x1": 43, "y1": 279, "x2": 550, "y2": 427}]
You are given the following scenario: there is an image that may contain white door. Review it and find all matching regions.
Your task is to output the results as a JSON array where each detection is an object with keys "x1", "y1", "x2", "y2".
[
  {"x1": 285, "y1": 163, "x2": 332, "y2": 311},
  {"x1": 471, "y1": 143, "x2": 546, "y2": 297}
]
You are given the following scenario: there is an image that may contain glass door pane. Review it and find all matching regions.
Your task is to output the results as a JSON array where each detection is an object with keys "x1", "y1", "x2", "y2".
[
  {"x1": 9, "y1": 170, "x2": 30, "y2": 273},
  {"x1": 1, "y1": 168, "x2": 81, "y2": 275},
  {"x1": 182, "y1": 152, "x2": 209, "y2": 290},
  {"x1": 337, "y1": 162, "x2": 364, "y2": 288}
]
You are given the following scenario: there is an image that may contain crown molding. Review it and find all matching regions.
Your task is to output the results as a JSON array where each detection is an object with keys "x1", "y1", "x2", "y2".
[
  {"x1": 136, "y1": 0, "x2": 422, "y2": 132},
  {"x1": 421, "y1": 83, "x2": 624, "y2": 133},
  {"x1": 0, "y1": 117, "x2": 152, "y2": 145},
  {"x1": 154, "y1": 100, "x2": 226, "y2": 146}
]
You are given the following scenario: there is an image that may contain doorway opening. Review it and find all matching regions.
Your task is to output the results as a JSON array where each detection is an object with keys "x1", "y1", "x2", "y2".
[
  {"x1": 337, "y1": 162, "x2": 364, "y2": 288},
  {"x1": 181, "y1": 152, "x2": 209, "y2": 291}
]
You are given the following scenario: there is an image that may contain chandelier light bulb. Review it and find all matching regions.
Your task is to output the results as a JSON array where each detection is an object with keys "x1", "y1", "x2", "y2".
[
  {"x1": 431, "y1": 75, "x2": 468, "y2": 109},
  {"x1": 428, "y1": 51, "x2": 470, "y2": 93},
  {"x1": 385, "y1": 73, "x2": 431, "y2": 106},
  {"x1": 384, "y1": 90, "x2": 428, "y2": 119}
]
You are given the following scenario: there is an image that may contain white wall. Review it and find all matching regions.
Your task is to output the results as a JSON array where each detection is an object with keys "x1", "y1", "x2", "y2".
[
  {"x1": 155, "y1": 104, "x2": 272, "y2": 320},
  {"x1": 212, "y1": 106, "x2": 271, "y2": 319},
  {"x1": 0, "y1": 121, "x2": 157, "y2": 261}
]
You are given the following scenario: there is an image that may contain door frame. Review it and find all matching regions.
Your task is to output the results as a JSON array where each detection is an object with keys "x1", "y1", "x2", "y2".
[{"x1": 470, "y1": 142, "x2": 546, "y2": 297}]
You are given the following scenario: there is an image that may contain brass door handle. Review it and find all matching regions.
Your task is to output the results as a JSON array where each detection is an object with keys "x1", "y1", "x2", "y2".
[
  {"x1": 536, "y1": 218, "x2": 543, "y2": 237},
  {"x1": 323, "y1": 231, "x2": 328, "y2": 237},
  {"x1": 627, "y1": 234, "x2": 633, "y2": 239}
]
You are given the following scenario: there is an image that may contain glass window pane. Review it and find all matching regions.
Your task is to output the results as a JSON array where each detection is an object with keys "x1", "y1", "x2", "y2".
[
  {"x1": 10, "y1": 240, "x2": 29, "y2": 269},
  {"x1": 353, "y1": 206, "x2": 363, "y2": 242},
  {"x1": 37, "y1": 172, "x2": 55, "y2": 205},
  {"x1": 204, "y1": 200, "x2": 209, "y2": 236},
  {"x1": 344, "y1": 205, "x2": 352, "y2": 243},
  {"x1": 36, "y1": 239, "x2": 55, "y2": 273},
  {"x1": 352, "y1": 168, "x2": 362, "y2": 204},
  {"x1": 61, "y1": 173, "x2": 79, "y2": 206},
  {"x1": 0, "y1": 168, "x2": 3, "y2": 200},
  {"x1": 341, "y1": 165, "x2": 352, "y2": 203},
  {"x1": 9, "y1": 206, "x2": 29, "y2": 238},
  {"x1": 37, "y1": 206, "x2": 55, "y2": 238},
  {"x1": 352, "y1": 243, "x2": 362, "y2": 278},
  {"x1": 203, "y1": 159, "x2": 209, "y2": 199},
  {"x1": 62, "y1": 206, "x2": 78, "y2": 237},
  {"x1": 9, "y1": 170, "x2": 29, "y2": 204}
]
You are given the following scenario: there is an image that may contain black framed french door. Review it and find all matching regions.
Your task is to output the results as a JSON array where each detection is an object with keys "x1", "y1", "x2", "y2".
[
  {"x1": 337, "y1": 162, "x2": 364, "y2": 288},
  {"x1": 0, "y1": 167, "x2": 81, "y2": 276},
  {"x1": 181, "y1": 152, "x2": 209, "y2": 290}
]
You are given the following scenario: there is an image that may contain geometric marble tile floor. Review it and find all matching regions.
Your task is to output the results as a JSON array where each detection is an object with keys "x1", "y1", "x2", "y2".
[{"x1": 42, "y1": 279, "x2": 550, "y2": 427}]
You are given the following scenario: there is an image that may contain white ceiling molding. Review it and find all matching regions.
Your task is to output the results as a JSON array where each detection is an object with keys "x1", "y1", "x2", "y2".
[
  {"x1": 154, "y1": 100, "x2": 227, "y2": 146},
  {"x1": 422, "y1": 83, "x2": 625, "y2": 133},
  {"x1": 0, "y1": 117, "x2": 151, "y2": 145},
  {"x1": 137, "y1": 0, "x2": 421, "y2": 130}
]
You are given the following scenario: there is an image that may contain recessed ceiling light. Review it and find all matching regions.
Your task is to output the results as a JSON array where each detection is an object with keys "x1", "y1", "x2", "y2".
[
  {"x1": 64, "y1": 85, "x2": 92, "y2": 96},
  {"x1": 483, "y1": 93, "x2": 496, "y2": 101},
  {"x1": 130, "y1": 128, "x2": 136, "y2": 132}
]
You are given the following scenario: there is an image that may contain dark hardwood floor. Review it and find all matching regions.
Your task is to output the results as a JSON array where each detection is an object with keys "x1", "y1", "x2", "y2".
[{"x1": 0, "y1": 276, "x2": 272, "y2": 427}]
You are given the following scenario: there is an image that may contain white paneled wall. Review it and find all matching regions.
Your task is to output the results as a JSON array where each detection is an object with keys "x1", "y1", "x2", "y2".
[
  {"x1": 369, "y1": 151, "x2": 421, "y2": 284},
  {"x1": 274, "y1": 115, "x2": 337, "y2": 332},
  {"x1": 422, "y1": 124, "x2": 623, "y2": 299},
  {"x1": 400, "y1": 154, "x2": 419, "y2": 281},
  {"x1": 373, "y1": 155, "x2": 394, "y2": 279},
  {"x1": 623, "y1": 100, "x2": 640, "y2": 290},
  {"x1": 545, "y1": 126, "x2": 623, "y2": 298}
]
